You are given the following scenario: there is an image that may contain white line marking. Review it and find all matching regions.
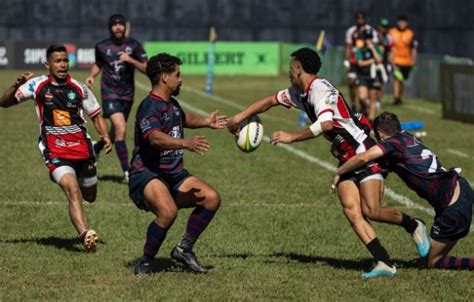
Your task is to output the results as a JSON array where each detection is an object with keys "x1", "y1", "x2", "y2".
[
  {"x1": 447, "y1": 148, "x2": 472, "y2": 160},
  {"x1": 404, "y1": 104, "x2": 436, "y2": 115},
  {"x1": 135, "y1": 82, "x2": 473, "y2": 230}
]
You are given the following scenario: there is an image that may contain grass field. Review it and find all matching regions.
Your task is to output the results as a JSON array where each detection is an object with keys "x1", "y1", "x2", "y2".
[{"x1": 0, "y1": 69, "x2": 473, "y2": 301}]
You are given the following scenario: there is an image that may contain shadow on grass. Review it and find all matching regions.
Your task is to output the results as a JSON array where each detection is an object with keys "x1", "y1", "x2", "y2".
[
  {"x1": 270, "y1": 252, "x2": 423, "y2": 270},
  {"x1": 126, "y1": 256, "x2": 215, "y2": 274},
  {"x1": 98, "y1": 174, "x2": 125, "y2": 184},
  {"x1": 2, "y1": 236, "x2": 107, "y2": 253}
]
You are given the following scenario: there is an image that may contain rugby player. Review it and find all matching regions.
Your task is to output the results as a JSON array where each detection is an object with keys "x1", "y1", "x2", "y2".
[
  {"x1": 227, "y1": 48, "x2": 429, "y2": 278},
  {"x1": 333, "y1": 111, "x2": 473, "y2": 270},
  {"x1": 130, "y1": 53, "x2": 227, "y2": 276},
  {"x1": 0, "y1": 44, "x2": 112, "y2": 252},
  {"x1": 86, "y1": 14, "x2": 147, "y2": 182}
]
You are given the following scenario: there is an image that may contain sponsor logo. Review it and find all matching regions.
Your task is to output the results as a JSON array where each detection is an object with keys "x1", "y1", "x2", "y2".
[
  {"x1": 64, "y1": 43, "x2": 77, "y2": 68},
  {"x1": 125, "y1": 46, "x2": 132, "y2": 55},
  {"x1": 24, "y1": 48, "x2": 47, "y2": 64},
  {"x1": 140, "y1": 118, "x2": 151, "y2": 131},
  {"x1": 45, "y1": 89, "x2": 54, "y2": 99},
  {"x1": 280, "y1": 90, "x2": 291, "y2": 106},
  {"x1": 0, "y1": 47, "x2": 8, "y2": 66},
  {"x1": 53, "y1": 109, "x2": 71, "y2": 126}
]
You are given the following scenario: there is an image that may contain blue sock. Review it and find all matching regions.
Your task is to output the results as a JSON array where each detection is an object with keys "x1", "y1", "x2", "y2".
[
  {"x1": 143, "y1": 221, "x2": 168, "y2": 261},
  {"x1": 114, "y1": 140, "x2": 129, "y2": 172},
  {"x1": 179, "y1": 207, "x2": 215, "y2": 250}
]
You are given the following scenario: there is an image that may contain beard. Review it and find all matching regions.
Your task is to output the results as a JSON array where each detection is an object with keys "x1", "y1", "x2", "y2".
[{"x1": 172, "y1": 85, "x2": 181, "y2": 96}]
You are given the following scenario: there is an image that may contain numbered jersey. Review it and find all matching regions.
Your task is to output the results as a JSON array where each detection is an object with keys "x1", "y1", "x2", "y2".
[
  {"x1": 377, "y1": 131, "x2": 458, "y2": 212},
  {"x1": 275, "y1": 77, "x2": 377, "y2": 165},
  {"x1": 15, "y1": 75, "x2": 102, "y2": 161},
  {"x1": 95, "y1": 37, "x2": 147, "y2": 102},
  {"x1": 130, "y1": 93, "x2": 186, "y2": 174}
]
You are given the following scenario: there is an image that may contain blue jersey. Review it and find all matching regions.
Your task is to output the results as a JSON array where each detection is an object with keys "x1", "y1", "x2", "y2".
[
  {"x1": 130, "y1": 93, "x2": 186, "y2": 174},
  {"x1": 95, "y1": 37, "x2": 147, "y2": 102},
  {"x1": 377, "y1": 131, "x2": 458, "y2": 213}
]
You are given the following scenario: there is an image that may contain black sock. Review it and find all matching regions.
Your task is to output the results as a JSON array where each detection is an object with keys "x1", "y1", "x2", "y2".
[
  {"x1": 94, "y1": 140, "x2": 105, "y2": 154},
  {"x1": 366, "y1": 238, "x2": 393, "y2": 267},
  {"x1": 401, "y1": 213, "x2": 418, "y2": 233}
]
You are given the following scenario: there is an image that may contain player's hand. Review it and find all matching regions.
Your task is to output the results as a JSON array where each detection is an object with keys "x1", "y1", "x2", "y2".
[
  {"x1": 186, "y1": 135, "x2": 210, "y2": 155},
  {"x1": 118, "y1": 51, "x2": 133, "y2": 63},
  {"x1": 85, "y1": 77, "x2": 94, "y2": 88},
  {"x1": 208, "y1": 110, "x2": 228, "y2": 129},
  {"x1": 270, "y1": 131, "x2": 293, "y2": 145},
  {"x1": 330, "y1": 174, "x2": 340, "y2": 194},
  {"x1": 102, "y1": 137, "x2": 113, "y2": 154},
  {"x1": 14, "y1": 72, "x2": 34, "y2": 88},
  {"x1": 226, "y1": 117, "x2": 241, "y2": 136}
]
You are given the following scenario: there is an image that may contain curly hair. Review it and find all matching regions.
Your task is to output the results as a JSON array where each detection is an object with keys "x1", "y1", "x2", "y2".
[
  {"x1": 291, "y1": 48, "x2": 321, "y2": 75},
  {"x1": 146, "y1": 53, "x2": 182, "y2": 85}
]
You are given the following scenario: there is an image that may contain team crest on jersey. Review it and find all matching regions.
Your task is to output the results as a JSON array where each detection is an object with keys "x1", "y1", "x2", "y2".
[
  {"x1": 67, "y1": 91, "x2": 76, "y2": 101},
  {"x1": 125, "y1": 46, "x2": 132, "y2": 55},
  {"x1": 173, "y1": 106, "x2": 180, "y2": 116},
  {"x1": 106, "y1": 49, "x2": 112, "y2": 56},
  {"x1": 45, "y1": 89, "x2": 53, "y2": 99}
]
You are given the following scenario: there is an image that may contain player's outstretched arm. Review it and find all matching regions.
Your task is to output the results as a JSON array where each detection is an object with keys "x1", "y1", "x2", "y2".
[
  {"x1": 184, "y1": 110, "x2": 227, "y2": 129},
  {"x1": 148, "y1": 131, "x2": 210, "y2": 155},
  {"x1": 227, "y1": 95, "x2": 277, "y2": 134},
  {"x1": 0, "y1": 72, "x2": 33, "y2": 108},
  {"x1": 85, "y1": 64, "x2": 101, "y2": 88},
  {"x1": 269, "y1": 119, "x2": 333, "y2": 145},
  {"x1": 331, "y1": 145, "x2": 384, "y2": 192},
  {"x1": 91, "y1": 114, "x2": 112, "y2": 154}
]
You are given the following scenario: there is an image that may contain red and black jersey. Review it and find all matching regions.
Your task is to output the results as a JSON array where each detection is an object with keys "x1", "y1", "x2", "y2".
[{"x1": 15, "y1": 75, "x2": 102, "y2": 161}]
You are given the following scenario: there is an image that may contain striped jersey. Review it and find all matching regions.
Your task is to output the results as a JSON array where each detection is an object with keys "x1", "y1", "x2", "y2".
[
  {"x1": 130, "y1": 93, "x2": 186, "y2": 174},
  {"x1": 14, "y1": 75, "x2": 101, "y2": 161},
  {"x1": 95, "y1": 37, "x2": 147, "y2": 102},
  {"x1": 275, "y1": 77, "x2": 376, "y2": 164}
]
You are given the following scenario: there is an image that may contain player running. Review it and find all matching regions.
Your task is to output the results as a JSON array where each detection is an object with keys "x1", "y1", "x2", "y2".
[
  {"x1": 130, "y1": 53, "x2": 227, "y2": 276},
  {"x1": 86, "y1": 14, "x2": 147, "y2": 183},
  {"x1": 332, "y1": 111, "x2": 473, "y2": 271},
  {"x1": 0, "y1": 44, "x2": 112, "y2": 252},
  {"x1": 227, "y1": 47, "x2": 429, "y2": 278}
]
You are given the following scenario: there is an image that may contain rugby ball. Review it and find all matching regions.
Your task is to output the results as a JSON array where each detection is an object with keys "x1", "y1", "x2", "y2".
[{"x1": 235, "y1": 115, "x2": 264, "y2": 153}]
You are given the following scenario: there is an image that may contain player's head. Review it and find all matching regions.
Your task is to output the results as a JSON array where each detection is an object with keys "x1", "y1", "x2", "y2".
[
  {"x1": 45, "y1": 44, "x2": 69, "y2": 82},
  {"x1": 373, "y1": 111, "x2": 401, "y2": 140},
  {"x1": 396, "y1": 15, "x2": 409, "y2": 30},
  {"x1": 108, "y1": 14, "x2": 127, "y2": 40},
  {"x1": 378, "y1": 18, "x2": 390, "y2": 33},
  {"x1": 289, "y1": 48, "x2": 321, "y2": 88},
  {"x1": 147, "y1": 53, "x2": 183, "y2": 96},
  {"x1": 355, "y1": 11, "x2": 367, "y2": 27}
]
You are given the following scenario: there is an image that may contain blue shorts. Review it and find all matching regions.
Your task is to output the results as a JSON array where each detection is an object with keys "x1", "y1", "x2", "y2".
[
  {"x1": 430, "y1": 177, "x2": 473, "y2": 241},
  {"x1": 102, "y1": 99, "x2": 133, "y2": 120},
  {"x1": 128, "y1": 168, "x2": 191, "y2": 211}
]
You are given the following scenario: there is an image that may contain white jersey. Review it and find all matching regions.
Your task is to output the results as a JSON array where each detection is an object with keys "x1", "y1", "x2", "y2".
[{"x1": 275, "y1": 77, "x2": 376, "y2": 163}]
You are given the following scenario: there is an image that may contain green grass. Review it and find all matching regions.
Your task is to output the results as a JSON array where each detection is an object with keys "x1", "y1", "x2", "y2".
[{"x1": 0, "y1": 70, "x2": 473, "y2": 300}]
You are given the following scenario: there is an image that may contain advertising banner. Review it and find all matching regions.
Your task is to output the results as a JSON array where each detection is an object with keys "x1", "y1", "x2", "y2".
[
  {"x1": 14, "y1": 42, "x2": 95, "y2": 70},
  {"x1": 145, "y1": 42, "x2": 280, "y2": 75}
]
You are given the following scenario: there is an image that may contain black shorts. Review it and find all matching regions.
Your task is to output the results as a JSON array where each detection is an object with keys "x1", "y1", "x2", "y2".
[
  {"x1": 430, "y1": 177, "x2": 473, "y2": 241},
  {"x1": 394, "y1": 65, "x2": 413, "y2": 81},
  {"x1": 129, "y1": 168, "x2": 192, "y2": 211},
  {"x1": 102, "y1": 99, "x2": 133, "y2": 120},
  {"x1": 339, "y1": 162, "x2": 387, "y2": 185},
  {"x1": 347, "y1": 64, "x2": 358, "y2": 80},
  {"x1": 47, "y1": 157, "x2": 97, "y2": 186},
  {"x1": 355, "y1": 76, "x2": 382, "y2": 90}
]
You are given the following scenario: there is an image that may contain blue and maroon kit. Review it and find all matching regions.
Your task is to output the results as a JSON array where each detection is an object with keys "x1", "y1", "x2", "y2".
[
  {"x1": 377, "y1": 131, "x2": 472, "y2": 241},
  {"x1": 95, "y1": 37, "x2": 147, "y2": 113},
  {"x1": 129, "y1": 93, "x2": 191, "y2": 210}
]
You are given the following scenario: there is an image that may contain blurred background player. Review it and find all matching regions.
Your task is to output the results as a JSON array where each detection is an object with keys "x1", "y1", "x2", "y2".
[
  {"x1": 227, "y1": 48, "x2": 428, "y2": 278},
  {"x1": 389, "y1": 15, "x2": 418, "y2": 105},
  {"x1": 86, "y1": 14, "x2": 147, "y2": 182},
  {"x1": 0, "y1": 45, "x2": 112, "y2": 252},
  {"x1": 375, "y1": 18, "x2": 394, "y2": 106},
  {"x1": 354, "y1": 30, "x2": 384, "y2": 122},
  {"x1": 130, "y1": 53, "x2": 227, "y2": 276},
  {"x1": 344, "y1": 11, "x2": 378, "y2": 112},
  {"x1": 333, "y1": 112, "x2": 473, "y2": 270}
]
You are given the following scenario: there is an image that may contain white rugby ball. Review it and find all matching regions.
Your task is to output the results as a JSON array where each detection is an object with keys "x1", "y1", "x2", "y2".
[{"x1": 235, "y1": 115, "x2": 264, "y2": 153}]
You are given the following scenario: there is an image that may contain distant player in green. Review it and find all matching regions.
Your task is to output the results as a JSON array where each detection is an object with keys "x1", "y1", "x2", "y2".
[{"x1": 130, "y1": 53, "x2": 227, "y2": 276}]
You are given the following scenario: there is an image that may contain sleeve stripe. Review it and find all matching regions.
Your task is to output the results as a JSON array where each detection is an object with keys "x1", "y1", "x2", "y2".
[
  {"x1": 88, "y1": 107, "x2": 102, "y2": 118},
  {"x1": 143, "y1": 128, "x2": 158, "y2": 140},
  {"x1": 317, "y1": 108, "x2": 334, "y2": 117},
  {"x1": 376, "y1": 143, "x2": 387, "y2": 155}
]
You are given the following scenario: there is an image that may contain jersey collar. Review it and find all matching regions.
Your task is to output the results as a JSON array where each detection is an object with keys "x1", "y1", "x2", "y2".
[{"x1": 305, "y1": 76, "x2": 318, "y2": 93}]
